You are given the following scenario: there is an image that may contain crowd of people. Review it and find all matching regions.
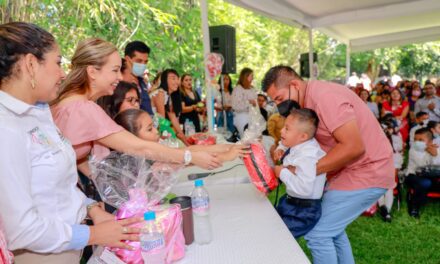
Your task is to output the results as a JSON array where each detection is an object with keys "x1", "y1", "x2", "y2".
[
  {"x1": 352, "y1": 78, "x2": 440, "y2": 219},
  {"x1": 0, "y1": 21, "x2": 439, "y2": 264},
  {"x1": 0, "y1": 22, "x2": 233, "y2": 263}
]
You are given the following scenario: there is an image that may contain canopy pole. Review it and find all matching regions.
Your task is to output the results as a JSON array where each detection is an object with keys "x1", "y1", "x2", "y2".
[
  {"x1": 308, "y1": 28, "x2": 314, "y2": 80},
  {"x1": 200, "y1": 0, "x2": 214, "y2": 132},
  {"x1": 346, "y1": 42, "x2": 351, "y2": 83}
]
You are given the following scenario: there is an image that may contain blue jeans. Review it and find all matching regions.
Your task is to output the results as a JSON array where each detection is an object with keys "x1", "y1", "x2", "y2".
[
  {"x1": 216, "y1": 111, "x2": 235, "y2": 133},
  {"x1": 304, "y1": 188, "x2": 386, "y2": 264}
]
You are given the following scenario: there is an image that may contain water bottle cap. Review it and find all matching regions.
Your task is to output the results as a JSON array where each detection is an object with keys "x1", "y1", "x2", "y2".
[
  {"x1": 144, "y1": 211, "x2": 156, "y2": 221},
  {"x1": 195, "y1": 179, "x2": 204, "y2": 187}
]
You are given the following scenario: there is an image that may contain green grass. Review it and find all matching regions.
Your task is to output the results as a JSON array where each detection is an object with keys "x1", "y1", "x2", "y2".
[{"x1": 268, "y1": 186, "x2": 440, "y2": 264}]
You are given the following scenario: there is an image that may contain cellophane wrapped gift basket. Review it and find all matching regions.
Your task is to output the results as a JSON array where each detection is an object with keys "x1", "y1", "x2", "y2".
[{"x1": 88, "y1": 152, "x2": 185, "y2": 264}]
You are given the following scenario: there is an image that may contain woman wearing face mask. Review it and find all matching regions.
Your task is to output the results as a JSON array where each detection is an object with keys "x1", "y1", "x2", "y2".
[
  {"x1": 232, "y1": 68, "x2": 257, "y2": 136},
  {"x1": 408, "y1": 82, "x2": 422, "y2": 124},
  {"x1": 179, "y1": 74, "x2": 202, "y2": 133},
  {"x1": 405, "y1": 128, "x2": 440, "y2": 218},
  {"x1": 51, "y1": 39, "x2": 221, "y2": 179},
  {"x1": 381, "y1": 89, "x2": 410, "y2": 142},
  {"x1": 0, "y1": 22, "x2": 143, "y2": 263},
  {"x1": 150, "y1": 69, "x2": 189, "y2": 145}
]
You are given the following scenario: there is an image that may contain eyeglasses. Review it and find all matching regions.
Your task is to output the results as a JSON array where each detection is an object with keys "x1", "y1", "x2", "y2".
[{"x1": 125, "y1": 97, "x2": 140, "y2": 105}]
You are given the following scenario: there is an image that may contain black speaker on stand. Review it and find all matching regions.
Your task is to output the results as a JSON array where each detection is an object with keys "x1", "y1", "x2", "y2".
[
  {"x1": 209, "y1": 25, "x2": 236, "y2": 74},
  {"x1": 209, "y1": 25, "x2": 236, "y2": 138},
  {"x1": 300, "y1": 53, "x2": 318, "y2": 78}
]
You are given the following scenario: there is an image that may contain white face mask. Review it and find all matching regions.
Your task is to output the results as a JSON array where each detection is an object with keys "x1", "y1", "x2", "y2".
[
  {"x1": 419, "y1": 119, "x2": 429, "y2": 127},
  {"x1": 413, "y1": 141, "x2": 427, "y2": 152},
  {"x1": 132, "y1": 62, "x2": 147, "y2": 77}
]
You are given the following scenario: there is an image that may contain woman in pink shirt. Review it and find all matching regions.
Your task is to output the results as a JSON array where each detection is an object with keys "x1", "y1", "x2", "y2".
[{"x1": 51, "y1": 38, "x2": 221, "y2": 178}]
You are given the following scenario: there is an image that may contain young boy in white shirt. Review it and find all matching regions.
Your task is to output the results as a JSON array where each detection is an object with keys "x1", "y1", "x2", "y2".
[
  {"x1": 428, "y1": 121, "x2": 440, "y2": 145},
  {"x1": 409, "y1": 111, "x2": 429, "y2": 146},
  {"x1": 274, "y1": 108, "x2": 326, "y2": 238},
  {"x1": 405, "y1": 127, "x2": 440, "y2": 218}
]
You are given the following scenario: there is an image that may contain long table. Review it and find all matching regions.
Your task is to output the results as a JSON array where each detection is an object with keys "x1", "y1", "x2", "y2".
[
  {"x1": 175, "y1": 159, "x2": 250, "y2": 187},
  {"x1": 172, "y1": 183, "x2": 311, "y2": 264}
]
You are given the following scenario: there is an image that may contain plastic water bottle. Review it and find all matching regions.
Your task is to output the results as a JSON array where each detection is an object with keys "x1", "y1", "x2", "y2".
[
  {"x1": 195, "y1": 78, "x2": 202, "y2": 97},
  {"x1": 184, "y1": 119, "x2": 190, "y2": 137},
  {"x1": 140, "y1": 211, "x2": 166, "y2": 264},
  {"x1": 190, "y1": 179, "x2": 212, "y2": 245},
  {"x1": 188, "y1": 121, "x2": 196, "y2": 136}
]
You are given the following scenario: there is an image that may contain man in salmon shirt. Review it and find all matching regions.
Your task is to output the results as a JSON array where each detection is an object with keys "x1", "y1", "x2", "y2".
[{"x1": 262, "y1": 65, "x2": 395, "y2": 264}]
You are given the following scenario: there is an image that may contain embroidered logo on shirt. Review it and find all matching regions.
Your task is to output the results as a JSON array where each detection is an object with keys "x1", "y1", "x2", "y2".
[{"x1": 28, "y1": 127, "x2": 53, "y2": 147}]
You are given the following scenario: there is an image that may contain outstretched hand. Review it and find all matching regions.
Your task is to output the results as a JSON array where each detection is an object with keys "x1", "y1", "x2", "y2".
[{"x1": 192, "y1": 151, "x2": 222, "y2": 170}]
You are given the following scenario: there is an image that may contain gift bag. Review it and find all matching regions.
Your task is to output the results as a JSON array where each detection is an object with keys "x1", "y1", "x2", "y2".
[
  {"x1": 240, "y1": 104, "x2": 277, "y2": 194},
  {"x1": 187, "y1": 133, "x2": 216, "y2": 145},
  {"x1": 90, "y1": 153, "x2": 185, "y2": 263},
  {"x1": 243, "y1": 143, "x2": 278, "y2": 194},
  {"x1": 112, "y1": 189, "x2": 185, "y2": 263}
]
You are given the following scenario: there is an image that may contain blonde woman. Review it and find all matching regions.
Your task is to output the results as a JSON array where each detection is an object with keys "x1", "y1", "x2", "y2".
[
  {"x1": 0, "y1": 22, "x2": 142, "y2": 264},
  {"x1": 51, "y1": 39, "x2": 221, "y2": 179},
  {"x1": 232, "y1": 67, "x2": 257, "y2": 136}
]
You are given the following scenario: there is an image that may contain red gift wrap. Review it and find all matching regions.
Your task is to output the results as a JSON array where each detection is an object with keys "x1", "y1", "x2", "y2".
[
  {"x1": 243, "y1": 143, "x2": 278, "y2": 194},
  {"x1": 187, "y1": 133, "x2": 216, "y2": 145}
]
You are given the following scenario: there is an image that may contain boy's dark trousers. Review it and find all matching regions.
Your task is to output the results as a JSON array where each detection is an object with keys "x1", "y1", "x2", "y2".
[
  {"x1": 276, "y1": 194, "x2": 321, "y2": 239},
  {"x1": 406, "y1": 173, "x2": 434, "y2": 211}
]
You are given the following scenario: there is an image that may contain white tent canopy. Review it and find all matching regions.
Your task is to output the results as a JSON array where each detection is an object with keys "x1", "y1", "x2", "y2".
[
  {"x1": 224, "y1": 0, "x2": 440, "y2": 52},
  {"x1": 199, "y1": 0, "x2": 440, "y2": 131}
]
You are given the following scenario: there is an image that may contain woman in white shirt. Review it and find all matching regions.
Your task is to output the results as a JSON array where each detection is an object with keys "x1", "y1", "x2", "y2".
[
  {"x1": 232, "y1": 68, "x2": 257, "y2": 136},
  {"x1": 0, "y1": 22, "x2": 141, "y2": 264},
  {"x1": 359, "y1": 89, "x2": 379, "y2": 119},
  {"x1": 215, "y1": 74, "x2": 235, "y2": 133}
]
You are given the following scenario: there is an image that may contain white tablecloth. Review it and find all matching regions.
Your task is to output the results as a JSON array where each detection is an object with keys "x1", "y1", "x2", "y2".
[
  {"x1": 172, "y1": 183, "x2": 310, "y2": 264},
  {"x1": 175, "y1": 159, "x2": 250, "y2": 187}
]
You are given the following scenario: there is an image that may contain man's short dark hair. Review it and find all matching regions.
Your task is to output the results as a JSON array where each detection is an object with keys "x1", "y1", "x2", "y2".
[
  {"x1": 257, "y1": 94, "x2": 267, "y2": 101},
  {"x1": 427, "y1": 121, "x2": 438, "y2": 130},
  {"x1": 416, "y1": 111, "x2": 428, "y2": 119},
  {"x1": 124, "y1": 41, "x2": 150, "y2": 57},
  {"x1": 289, "y1": 108, "x2": 319, "y2": 138},
  {"x1": 415, "y1": 127, "x2": 433, "y2": 141},
  {"x1": 261, "y1": 65, "x2": 302, "y2": 92}
]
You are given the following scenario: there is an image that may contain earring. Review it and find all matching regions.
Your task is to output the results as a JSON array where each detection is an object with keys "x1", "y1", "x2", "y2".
[{"x1": 31, "y1": 78, "x2": 36, "y2": 89}]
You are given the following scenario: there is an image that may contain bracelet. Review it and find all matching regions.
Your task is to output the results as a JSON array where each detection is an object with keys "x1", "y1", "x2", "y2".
[{"x1": 86, "y1": 202, "x2": 100, "y2": 215}]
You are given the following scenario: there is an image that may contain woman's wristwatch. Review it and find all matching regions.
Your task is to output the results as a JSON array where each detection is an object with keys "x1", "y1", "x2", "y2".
[{"x1": 184, "y1": 150, "x2": 192, "y2": 165}]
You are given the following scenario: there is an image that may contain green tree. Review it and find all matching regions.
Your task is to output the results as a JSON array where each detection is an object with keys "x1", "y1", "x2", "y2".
[{"x1": 1, "y1": 0, "x2": 439, "y2": 86}]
